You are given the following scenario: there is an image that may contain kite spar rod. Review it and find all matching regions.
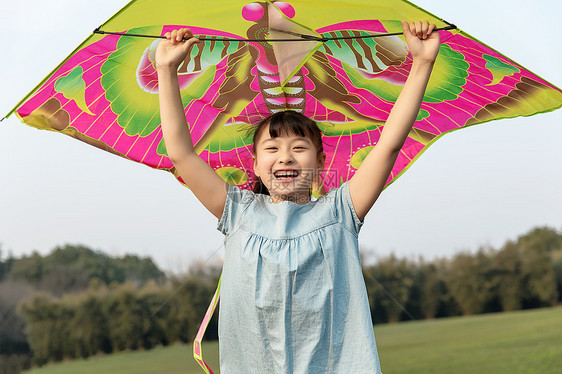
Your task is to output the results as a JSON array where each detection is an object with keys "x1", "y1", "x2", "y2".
[
  {"x1": 93, "y1": 23, "x2": 457, "y2": 43},
  {"x1": 0, "y1": 22, "x2": 457, "y2": 121},
  {"x1": 271, "y1": 24, "x2": 457, "y2": 42}
]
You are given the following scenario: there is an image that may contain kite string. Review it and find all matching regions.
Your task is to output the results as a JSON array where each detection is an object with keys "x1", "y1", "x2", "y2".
[
  {"x1": 93, "y1": 24, "x2": 457, "y2": 43},
  {"x1": 148, "y1": 242, "x2": 224, "y2": 319},
  {"x1": 362, "y1": 267, "x2": 416, "y2": 321}
]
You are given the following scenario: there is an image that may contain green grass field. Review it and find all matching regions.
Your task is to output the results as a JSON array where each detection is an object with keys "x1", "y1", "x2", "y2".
[{"x1": 25, "y1": 306, "x2": 562, "y2": 374}]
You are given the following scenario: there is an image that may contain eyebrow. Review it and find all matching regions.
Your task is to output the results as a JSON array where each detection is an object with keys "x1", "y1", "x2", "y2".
[{"x1": 261, "y1": 137, "x2": 311, "y2": 145}]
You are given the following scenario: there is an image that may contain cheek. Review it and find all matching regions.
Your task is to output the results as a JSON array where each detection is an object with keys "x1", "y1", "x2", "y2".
[
  {"x1": 299, "y1": 152, "x2": 320, "y2": 168},
  {"x1": 254, "y1": 155, "x2": 274, "y2": 173}
]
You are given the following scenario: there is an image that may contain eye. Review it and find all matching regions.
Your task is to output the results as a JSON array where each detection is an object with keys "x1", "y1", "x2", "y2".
[
  {"x1": 272, "y1": 1, "x2": 296, "y2": 18},
  {"x1": 242, "y1": 3, "x2": 264, "y2": 22},
  {"x1": 293, "y1": 144, "x2": 308, "y2": 150}
]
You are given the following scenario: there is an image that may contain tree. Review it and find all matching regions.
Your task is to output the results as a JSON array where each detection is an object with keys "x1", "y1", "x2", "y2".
[
  {"x1": 8, "y1": 253, "x2": 43, "y2": 285},
  {"x1": 115, "y1": 255, "x2": 165, "y2": 285},
  {"x1": 445, "y1": 248, "x2": 502, "y2": 315},
  {"x1": 0, "y1": 280, "x2": 33, "y2": 374},
  {"x1": 19, "y1": 295, "x2": 74, "y2": 365},
  {"x1": 553, "y1": 259, "x2": 562, "y2": 303},
  {"x1": 518, "y1": 241, "x2": 557, "y2": 308},
  {"x1": 494, "y1": 241, "x2": 524, "y2": 311},
  {"x1": 68, "y1": 294, "x2": 112, "y2": 358},
  {"x1": 104, "y1": 284, "x2": 146, "y2": 351},
  {"x1": 0, "y1": 245, "x2": 14, "y2": 281},
  {"x1": 515, "y1": 227, "x2": 562, "y2": 253},
  {"x1": 364, "y1": 255, "x2": 416, "y2": 323},
  {"x1": 417, "y1": 261, "x2": 457, "y2": 319}
]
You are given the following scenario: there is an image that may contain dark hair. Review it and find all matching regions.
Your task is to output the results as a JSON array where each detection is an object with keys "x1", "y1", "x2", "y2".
[{"x1": 251, "y1": 111, "x2": 323, "y2": 195}]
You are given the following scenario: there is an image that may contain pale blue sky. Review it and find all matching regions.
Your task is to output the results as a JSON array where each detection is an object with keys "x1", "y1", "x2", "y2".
[{"x1": 1, "y1": 0, "x2": 561, "y2": 272}]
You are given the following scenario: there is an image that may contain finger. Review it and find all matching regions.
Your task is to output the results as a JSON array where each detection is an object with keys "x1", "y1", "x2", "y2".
[
  {"x1": 187, "y1": 30, "x2": 198, "y2": 43},
  {"x1": 427, "y1": 23, "x2": 436, "y2": 36},
  {"x1": 414, "y1": 20, "x2": 422, "y2": 38},
  {"x1": 404, "y1": 21, "x2": 416, "y2": 37},
  {"x1": 170, "y1": 30, "x2": 178, "y2": 44},
  {"x1": 164, "y1": 32, "x2": 171, "y2": 41},
  {"x1": 400, "y1": 20, "x2": 410, "y2": 36},
  {"x1": 176, "y1": 28, "x2": 185, "y2": 42},
  {"x1": 183, "y1": 37, "x2": 200, "y2": 52},
  {"x1": 421, "y1": 20, "x2": 429, "y2": 39},
  {"x1": 181, "y1": 28, "x2": 195, "y2": 42}
]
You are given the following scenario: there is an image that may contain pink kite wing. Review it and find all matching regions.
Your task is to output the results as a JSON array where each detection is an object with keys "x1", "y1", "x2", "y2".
[{"x1": 306, "y1": 19, "x2": 562, "y2": 190}]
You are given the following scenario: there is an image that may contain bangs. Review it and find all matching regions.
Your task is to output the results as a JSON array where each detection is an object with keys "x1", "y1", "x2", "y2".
[
  {"x1": 268, "y1": 113, "x2": 314, "y2": 140},
  {"x1": 252, "y1": 111, "x2": 323, "y2": 154}
]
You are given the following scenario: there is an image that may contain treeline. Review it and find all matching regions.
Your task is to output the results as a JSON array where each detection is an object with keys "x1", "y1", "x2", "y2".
[
  {"x1": 0, "y1": 245, "x2": 167, "y2": 374},
  {"x1": 1, "y1": 227, "x2": 561, "y2": 373},
  {"x1": 363, "y1": 226, "x2": 562, "y2": 323},
  {"x1": 18, "y1": 274, "x2": 219, "y2": 367},
  {"x1": 3, "y1": 244, "x2": 165, "y2": 296}
]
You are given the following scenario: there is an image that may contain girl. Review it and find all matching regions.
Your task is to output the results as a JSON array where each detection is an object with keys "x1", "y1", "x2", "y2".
[{"x1": 156, "y1": 20, "x2": 440, "y2": 373}]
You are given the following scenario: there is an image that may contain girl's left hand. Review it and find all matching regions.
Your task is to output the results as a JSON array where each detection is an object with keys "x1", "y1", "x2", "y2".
[{"x1": 401, "y1": 20, "x2": 440, "y2": 64}]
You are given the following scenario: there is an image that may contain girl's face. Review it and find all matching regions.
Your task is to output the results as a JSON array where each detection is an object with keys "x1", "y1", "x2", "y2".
[{"x1": 253, "y1": 123, "x2": 325, "y2": 204}]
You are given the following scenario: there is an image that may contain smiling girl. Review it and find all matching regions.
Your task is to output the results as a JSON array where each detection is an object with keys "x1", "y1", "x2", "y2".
[{"x1": 156, "y1": 20, "x2": 440, "y2": 373}]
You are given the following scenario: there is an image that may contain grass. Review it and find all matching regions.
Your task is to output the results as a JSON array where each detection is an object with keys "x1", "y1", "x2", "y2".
[
  {"x1": 24, "y1": 343, "x2": 220, "y2": 374},
  {"x1": 375, "y1": 306, "x2": 562, "y2": 373},
  {"x1": 24, "y1": 306, "x2": 562, "y2": 374}
]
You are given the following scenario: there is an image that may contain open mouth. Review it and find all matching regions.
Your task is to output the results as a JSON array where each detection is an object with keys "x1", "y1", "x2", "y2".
[{"x1": 273, "y1": 169, "x2": 299, "y2": 180}]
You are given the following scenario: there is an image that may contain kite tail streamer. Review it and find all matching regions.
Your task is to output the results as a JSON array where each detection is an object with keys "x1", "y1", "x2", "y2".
[{"x1": 193, "y1": 275, "x2": 222, "y2": 374}]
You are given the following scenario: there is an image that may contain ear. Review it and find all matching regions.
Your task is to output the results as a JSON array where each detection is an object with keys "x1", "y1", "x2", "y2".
[
  {"x1": 317, "y1": 152, "x2": 326, "y2": 171},
  {"x1": 252, "y1": 154, "x2": 260, "y2": 177},
  {"x1": 312, "y1": 153, "x2": 327, "y2": 196}
]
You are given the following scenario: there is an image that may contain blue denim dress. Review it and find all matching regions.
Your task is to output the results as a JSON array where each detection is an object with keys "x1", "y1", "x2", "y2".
[{"x1": 217, "y1": 181, "x2": 381, "y2": 373}]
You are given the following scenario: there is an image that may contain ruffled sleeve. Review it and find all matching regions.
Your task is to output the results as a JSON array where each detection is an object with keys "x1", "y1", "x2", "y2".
[
  {"x1": 327, "y1": 181, "x2": 364, "y2": 236},
  {"x1": 217, "y1": 184, "x2": 255, "y2": 235}
]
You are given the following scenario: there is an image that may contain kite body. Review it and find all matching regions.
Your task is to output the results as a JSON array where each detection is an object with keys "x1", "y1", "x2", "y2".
[{"x1": 13, "y1": 0, "x2": 562, "y2": 193}]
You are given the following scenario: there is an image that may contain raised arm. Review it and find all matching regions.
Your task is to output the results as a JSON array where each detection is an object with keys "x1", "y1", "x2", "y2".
[
  {"x1": 349, "y1": 20, "x2": 440, "y2": 221},
  {"x1": 156, "y1": 28, "x2": 228, "y2": 219}
]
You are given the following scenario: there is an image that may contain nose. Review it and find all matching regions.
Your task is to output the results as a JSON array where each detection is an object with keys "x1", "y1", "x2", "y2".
[{"x1": 278, "y1": 149, "x2": 294, "y2": 164}]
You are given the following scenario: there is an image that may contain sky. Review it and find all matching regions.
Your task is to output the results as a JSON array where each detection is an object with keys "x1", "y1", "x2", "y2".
[{"x1": 0, "y1": 0, "x2": 561, "y2": 272}]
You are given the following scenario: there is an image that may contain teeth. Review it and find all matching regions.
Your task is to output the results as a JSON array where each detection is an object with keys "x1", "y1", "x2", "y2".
[{"x1": 274, "y1": 171, "x2": 298, "y2": 178}]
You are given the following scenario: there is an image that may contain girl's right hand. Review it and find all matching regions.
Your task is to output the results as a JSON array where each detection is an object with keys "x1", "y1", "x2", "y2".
[{"x1": 155, "y1": 28, "x2": 200, "y2": 72}]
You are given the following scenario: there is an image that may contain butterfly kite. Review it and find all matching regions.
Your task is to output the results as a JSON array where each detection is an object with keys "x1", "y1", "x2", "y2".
[{"x1": 6, "y1": 0, "x2": 562, "y2": 372}]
